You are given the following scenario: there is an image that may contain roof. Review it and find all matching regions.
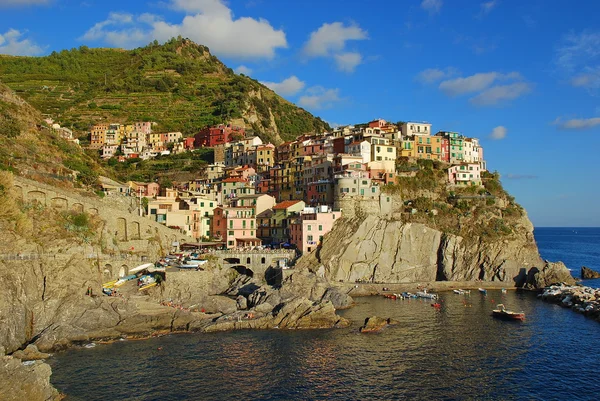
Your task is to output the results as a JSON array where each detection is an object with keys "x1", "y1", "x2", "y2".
[
  {"x1": 256, "y1": 209, "x2": 273, "y2": 218},
  {"x1": 273, "y1": 200, "x2": 303, "y2": 210}
]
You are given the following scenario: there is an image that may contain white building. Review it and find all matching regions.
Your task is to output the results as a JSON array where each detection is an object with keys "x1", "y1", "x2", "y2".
[{"x1": 400, "y1": 121, "x2": 432, "y2": 137}]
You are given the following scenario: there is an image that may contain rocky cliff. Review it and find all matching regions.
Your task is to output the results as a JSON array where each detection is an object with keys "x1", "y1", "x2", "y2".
[{"x1": 299, "y1": 192, "x2": 574, "y2": 289}]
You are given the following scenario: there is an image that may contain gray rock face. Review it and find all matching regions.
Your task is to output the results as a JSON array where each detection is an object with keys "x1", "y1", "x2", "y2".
[
  {"x1": 581, "y1": 266, "x2": 600, "y2": 279},
  {"x1": 306, "y1": 214, "x2": 574, "y2": 288}
]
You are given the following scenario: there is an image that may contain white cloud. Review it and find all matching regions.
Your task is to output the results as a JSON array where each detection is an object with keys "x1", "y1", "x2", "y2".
[
  {"x1": 480, "y1": 0, "x2": 498, "y2": 15},
  {"x1": 298, "y1": 86, "x2": 341, "y2": 110},
  {"x1": 439, "y1": 72, "x2": 513, "y2": 96},
  {"x1": 437, "y1": 71, "x2": 530, "y2": 105},
  {"x1": 0, "y1": 29, "x2": 44, "y2": 56},
  {"x1": 171, "y1": 0, "x2": 231, "y2": 17},
  {"x1": 80, "y1": 0, "x2": 287, "y2": 60},
  {"x1": 555, "y1": 31, "x2": 600, "y2": 93},
  {"x1": 235, "y1": 65, "x2": 253, "y2": 75},
  {"x1": 303, "y1": 22, "x2": 367, "y2": 57},
  {"x1": 470, "y1": 82, "x2": 532, "y2": 106},
  {"x1": 334, "y1": 52, "x2": 362, "y2": 73},
  {"x1": 302, "y1": 22, "x2": 367, "y2": 73},
  {"x1": 416, "y1": 67, "x2": 458, "y2": 84},
  {"x1": 0, "y1": 0, "x2": 49, "y2": 6},
  {"x1": 554, "y1": 117, "x2": 600, "y2": 130},
  {"x1": 261, "y1": 76, "x2": 305, "y2": 96},
  {"x1": 488, "y1": 126, "x2": 507, "y2": 140},
  {"x1": 421, "y1": 0, "x2": 442, "y2": 14}
]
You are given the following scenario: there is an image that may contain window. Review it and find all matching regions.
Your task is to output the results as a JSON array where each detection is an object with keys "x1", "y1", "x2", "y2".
[
  {"x1": 308, "y1": 225, "x2": 312, "y2": 231},
  {"x1": 308, "y1": 235, "x2": 313, "y2": 241},
  {"x1": 362, "y1": 180, "x2": 368, "y2": 185},
  {"x1": 229, "y1": 220, "x2": 233, "y2": 228},
  {"x1": 210, "y1": 202, "x2": 213, "y2": 207},
  {"x1": 371, "y1": 187, "x2": 376, "y2": 193},
  {"x1": 387, "y1": 147, "x2": 393, "y2": 152},
  {"x1": 318, "y1": 225, "x2": 323, "y2": 231},
  {"x1": 200, "y1": 202, "x2": 204, "y2": 207},
  {"x1": 228, "y1": 231, "x2": 234, "y2": 235},
  {"x1": 242, "y1": 220, "x2": 246, "y2": 228},
  {"x1": 206, "y1": 231, "x2": 210, "y2": 236}
]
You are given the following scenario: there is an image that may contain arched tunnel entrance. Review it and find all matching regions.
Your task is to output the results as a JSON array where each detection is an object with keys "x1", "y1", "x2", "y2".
[
  {"x1": 231, "y1": 265, "x2": 254, "y2": 278},
  {"x1": 224, "y1": 257, "x2": 241, "y2": 264}
]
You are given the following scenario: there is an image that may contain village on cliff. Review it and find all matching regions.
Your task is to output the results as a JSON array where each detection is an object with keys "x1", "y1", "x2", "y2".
[{"x1": 87, "y1": 119, "x2": 487, "y2": 253}]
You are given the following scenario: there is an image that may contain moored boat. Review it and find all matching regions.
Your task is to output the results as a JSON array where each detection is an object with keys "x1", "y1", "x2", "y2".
[
  {"x1": 401, "y1": 292, "x2": 416, "y2": 299},
  {"x1": 478, "y1": 288, "x2": 487, "y2": 295},
  {"x1": 416, "y1": 290, "x2": 438, "y2": 299},
  {"x1": 492, "y1": 304, "x2": 525, "y2": 321}
]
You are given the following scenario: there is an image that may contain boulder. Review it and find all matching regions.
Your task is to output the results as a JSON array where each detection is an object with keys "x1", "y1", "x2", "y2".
[
  {"x1": 236, "y1": 295, "x2": 247, "y2": 310},
  {"x1": 581, "y1": 266, "x2": 600, "y2": 279},
  {"x1": 320, "y1": 287, "x2": 354, "y2": 309},
  {"x1": 359, "y1": 316, "x2": 399, "y2": 333},
  {"x1": 11, "y1": 345, "x2": 51, "y2": 361}
]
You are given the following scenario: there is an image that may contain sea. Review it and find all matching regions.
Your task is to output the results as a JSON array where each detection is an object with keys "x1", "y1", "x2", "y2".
[{"x1": 48, "y1": 227, "x2": 600, "y2": 401}]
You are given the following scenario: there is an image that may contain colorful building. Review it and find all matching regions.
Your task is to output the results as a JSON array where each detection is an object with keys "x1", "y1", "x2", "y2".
[
  {"x1": 448, "y1": 163, "x2": 482, "y2": 186},
  {"x1": 289, "y1": 206, "x2": 342, "y2": 253},
  {"x1": 271, "y1": 200, "x2": 305, "y2": 245}
]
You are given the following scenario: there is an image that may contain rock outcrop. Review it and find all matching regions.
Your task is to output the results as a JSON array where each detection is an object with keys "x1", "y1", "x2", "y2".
[
  {"x1": 581, "y1": 266, "x2": 600, "y2": 279},
  {"x1": 0, "y1": 356, "x2": 61, "y2": 401},
  {"x1": 301, "y1": 212, "x2": 574, "y2": 288},
  {"x1": 359, "y1": 316, "x2": 399, "y2": 333}
]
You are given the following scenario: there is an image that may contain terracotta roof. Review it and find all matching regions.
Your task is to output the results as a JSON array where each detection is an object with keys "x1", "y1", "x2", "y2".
[{"x1": 273, "y1": 200, "x2": 303, "y2": 210}]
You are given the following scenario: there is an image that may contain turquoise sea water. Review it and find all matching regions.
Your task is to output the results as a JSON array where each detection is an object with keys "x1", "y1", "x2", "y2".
[{"x1": 48, "y1": 227, "x2": 600, "y2": 400}]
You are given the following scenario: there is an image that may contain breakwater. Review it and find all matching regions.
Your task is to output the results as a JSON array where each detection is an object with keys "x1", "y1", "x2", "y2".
[{"x1": 539, "y1": 284, "x2": 600, "y2": 321}]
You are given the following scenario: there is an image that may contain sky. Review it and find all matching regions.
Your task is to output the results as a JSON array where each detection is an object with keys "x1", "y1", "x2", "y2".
[{"x1": 1, "y1": 0, "x2": 600, "y2": 227}]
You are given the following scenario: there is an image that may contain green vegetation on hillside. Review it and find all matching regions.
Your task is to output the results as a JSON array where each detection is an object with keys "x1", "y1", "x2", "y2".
[
  {"x1": 105, "y1": 148, "x2": 214, "y2": 183},
  {"x1": 0, "y1": 37, "x2": 329, "y2": 142},
  {"x1": 382, "y1": 160, "x2": 525, "y2": 240}
]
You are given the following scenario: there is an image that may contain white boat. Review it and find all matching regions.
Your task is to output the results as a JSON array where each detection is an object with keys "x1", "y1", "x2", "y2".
[
  {"x1": 478, "y1": 288, "x2": 487, "y2": 295},
  {"x1": 416, "y1": 290, "x2": 438, "y2": 299},
  {"x1": 453, "y1": 289, "x2": 465, "y2": 294}
]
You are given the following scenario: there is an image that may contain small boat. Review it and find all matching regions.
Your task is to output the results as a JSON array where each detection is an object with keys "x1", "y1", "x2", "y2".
[
  {"x1": 83, "y1": 343, "x2": 96, "y2": 348},
  {"x1": 478, "y1": 288, "x2": 487, "y2": 295},
  {"x1": 453, "y1": 289, "x2": 465, "y2": 294},
  {"x1": 416, "y1": 290, "x2": 438, "y2": 299},
  {"x1": 492, "y1": 304, "x2": 525, "y2": 321},
  {"x1": 401, "y1": 292, "x2": 417, "y2": 299},
  {"x1": 383, "y1": 294, "x2": 397, "y2": 300},
  {"x1": 431, "y1": 302, "x2": 442, "y2": 308},
  {"x1": 501, "y1": 288, "x2": 507, "y2": 294}
]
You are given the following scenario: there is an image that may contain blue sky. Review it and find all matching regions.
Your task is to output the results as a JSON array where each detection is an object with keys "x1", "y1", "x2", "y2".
[{"x1": 1, "y1": 0, "x2": 600, "y2": 227}]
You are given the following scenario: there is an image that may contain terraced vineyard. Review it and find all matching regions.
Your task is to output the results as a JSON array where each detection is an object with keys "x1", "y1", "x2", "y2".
[{"x1": 0, "y1": 38, "x2": 329, "y2": 143}]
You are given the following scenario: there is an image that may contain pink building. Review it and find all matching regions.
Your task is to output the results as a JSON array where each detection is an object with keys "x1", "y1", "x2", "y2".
[
  {"x1": 211, "y1": 206, "x2": 260, "y2": 249},
  {"x1": 133, "y1": 121, "x2": 152, "y2": 135},
  {"x1": 289, "y1": 206, "x2": 342, "y2": 254},
  {"x1": 448, "y1": 163, "x2": 482, "y2": 186}
]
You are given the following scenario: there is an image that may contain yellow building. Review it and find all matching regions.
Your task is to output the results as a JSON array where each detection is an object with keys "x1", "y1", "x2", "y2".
[
  {"x1": 399, "y1": 139, "x2": 416, "y2": 158},
  {"x1": 415, "y1": 135, "x2": 442, "y2": 160}
]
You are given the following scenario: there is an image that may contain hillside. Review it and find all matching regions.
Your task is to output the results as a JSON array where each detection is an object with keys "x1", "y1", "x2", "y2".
[
  {"x1": 0, "y1": 81, "x2": 104, "y2": 187},
  {"x1": 0, "y1": 37, "x2": 329, "y2": 144}
]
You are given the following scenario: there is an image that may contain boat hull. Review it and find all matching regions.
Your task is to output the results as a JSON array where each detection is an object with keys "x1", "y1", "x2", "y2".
[{"x1": 492, "y1": 311, "x2": 525, "y2": 321}]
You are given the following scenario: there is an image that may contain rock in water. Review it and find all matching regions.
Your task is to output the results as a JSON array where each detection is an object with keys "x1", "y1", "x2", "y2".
[
  {"x1": 581, "y1": 266, "x2": 600, "y2": 279},
  {"x1": 359, "y1": 316, "x2": 399, "y2": 333}
]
